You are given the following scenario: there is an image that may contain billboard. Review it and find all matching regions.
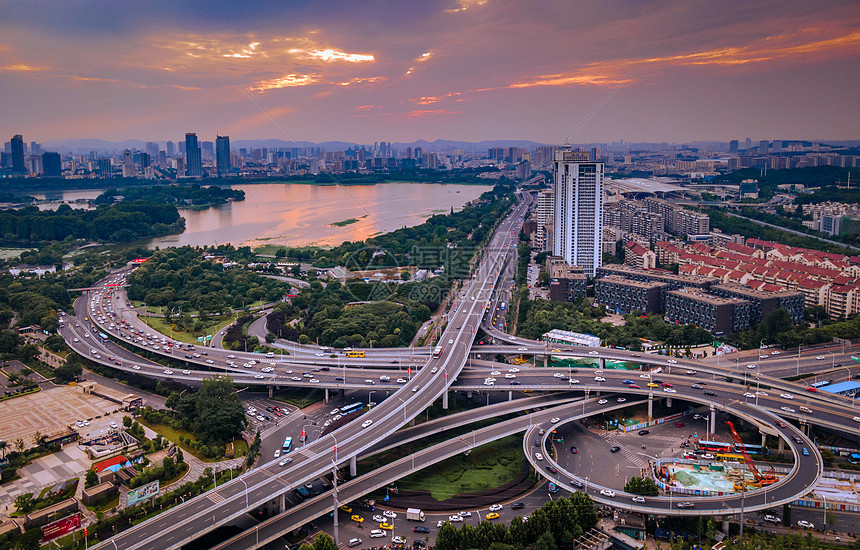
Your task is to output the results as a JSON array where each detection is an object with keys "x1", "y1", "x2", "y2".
[
  {"x1": 126, "y1": 480, "x2": 159, "y2": 506},
  {"x1": 42, "y1": 512, "x2": 81, "y2": 543}
]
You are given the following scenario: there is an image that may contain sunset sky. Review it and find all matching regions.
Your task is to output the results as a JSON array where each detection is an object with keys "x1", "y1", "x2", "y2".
[{"x1": 2, "y1": 0, "x2": 859, "y2": 145}]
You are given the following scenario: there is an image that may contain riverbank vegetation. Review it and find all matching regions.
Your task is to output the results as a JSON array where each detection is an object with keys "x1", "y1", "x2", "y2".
[{"x1": 94, "y1": 184, "x2": 245, "y2": 208}]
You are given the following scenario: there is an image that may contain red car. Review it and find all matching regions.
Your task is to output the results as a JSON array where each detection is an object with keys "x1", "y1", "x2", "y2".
[
  {"x1": 662, "y1": 383, "x2": 673, "y2": 388},
  {"x1": 628, "y1": 384, "x2": 641, "y2": 389},
  {"x1": 806, "y1": 387, "x2": 817, "y2": 392},
  {"x1": 675, "y1": 422, "x2": 686, "y2": 428}
]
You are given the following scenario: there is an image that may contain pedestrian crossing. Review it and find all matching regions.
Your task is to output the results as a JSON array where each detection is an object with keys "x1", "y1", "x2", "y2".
[{"x1": 597, "y1": 433, "x2": 646, "y2": 467}]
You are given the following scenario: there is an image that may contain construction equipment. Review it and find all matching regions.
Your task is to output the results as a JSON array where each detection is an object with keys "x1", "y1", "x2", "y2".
[{"x1": 725, "y1": 421, "x2": 778, "y2": 486}]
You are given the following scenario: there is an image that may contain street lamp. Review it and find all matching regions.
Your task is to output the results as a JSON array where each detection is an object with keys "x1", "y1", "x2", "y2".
[
  {"x1": 240, "y1": 477, "x2": 248, "y2": 510},
  {"x1": 368, "y1": 390, "x2": 376, "y2": 407}
]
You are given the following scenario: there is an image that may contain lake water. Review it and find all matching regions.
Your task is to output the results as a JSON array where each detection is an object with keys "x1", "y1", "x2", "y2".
[{"x1": 27, "y1": 182, "x2": 492, "y2": 249}]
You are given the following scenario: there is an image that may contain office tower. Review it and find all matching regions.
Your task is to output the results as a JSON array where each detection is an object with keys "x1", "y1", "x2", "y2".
[
  {"x1": 216, "y1": 135, "x2": 231, "y2": 175},
  {"x1": 185, "y1": 133, "x2": 203, "y2": 177},
  {"x1": 122, "y1": 150, "x2": 136, "y2": 177},
  {"x1": 10, "y1": 135, "x2": 25, "y2": 174},
  {"x1": 139, "y1": 152, "x2": 150, "y2": 170},
  {"x1": 166, "y1": 141, "x2": 175, "y2": 157},
  {"x1": 30, "y1": 142, "x2": 41, "y2": 155},
  {"x1": 759, "y1": 140, "x2": 769, "y2": 153},
  {"x1": 535, "y1": 188, "x2": 554, "y2": 251},
  {"x1": 98, "y1": 158, "x2": 113, "y2": 178},
  {"x1": 744, "y1": 137, "x2": 752, "y2": 150},
  {"x1": 552, "y1": 145, "x2": 604, "y2": 277},
  {"x1": 202, "y1": 141, "x2": 214, "y2": 160},
  {"x1": 729, "y1": 140, "x2": 739, "y2": 153},
  {"x1": 145, "y1": 141, "x2": 159, "y2": 160},
  {"x1": 42, "y1": 152, "x2": 62, "y2": 177}
]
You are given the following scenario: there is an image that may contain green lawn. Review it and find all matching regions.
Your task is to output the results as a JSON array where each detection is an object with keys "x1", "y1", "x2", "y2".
[
  {"x1": 139, "y1": 420, "x2": 246, "y2": 463},
  {"x1": 396, "y1": 435, "x2": 526, "y2": 501},
  {"x1": 271, "y1": 388, "x2": 325, "y2": 408},
  {"x1": 139, "y1": 315, "x2": 235, "y2": 344}
]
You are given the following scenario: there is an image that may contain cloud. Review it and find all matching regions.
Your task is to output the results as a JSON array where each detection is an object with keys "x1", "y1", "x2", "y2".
[
  {"x1": 409, "y1": 91, "x2": 463, "y2": 105},
  {"x1": 337, "y1": 76, "x2": 385, "y2": 86},
  {"x1": 446, "y1": 0, "x2": 488, "y2": 13},
  {"x1": 398, "y1": 109, "x2": 461, "y2": 118},
  {"x1": 251, "y1": 73, "x2": 323, "y2": 91},
  {"x1": 301, "y1": 49, "x2": 374, "y2": 63},
  {"x1": 0, "y1": 63, "x2": 47, "y2": 72},
  {"x1": 354, "y1": 105, "x2": 381, "y2": 111}
]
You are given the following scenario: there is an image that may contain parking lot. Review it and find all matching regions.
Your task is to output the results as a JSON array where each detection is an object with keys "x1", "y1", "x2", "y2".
[{"x1": 0, "y1": 386, "x2": 119, "y2": 449}]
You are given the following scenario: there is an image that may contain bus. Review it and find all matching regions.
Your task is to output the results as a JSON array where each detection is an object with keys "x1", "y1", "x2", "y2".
[
  {"x1": 432, "y1": 345, "x2": 443, "y2": 359},
  {"x1": 734, "y1": 443, "x2": 767, "y2": 456},
  {"x1": 849, "y1": 453, "x2": 860, "y2": 465},
  {"x1": 282, "y1": 436, "x2": 293, "y2": 453},
  {"x1": 345, "y1": 350, "x2": 365, "y2": 358},
  {"x1": 340, "y1": 402, "x2": 363, "y2": 416},
  {"x1": 697, "y1": 440, "x2": 733, "y2": 453},
  {"x1": 714, "y1": 453, "x2": 745, "y2": 462},
  {"x1": 810, "y1": 381, "x2": 830, "y2": 389},
  {"x1": 98, "y1": 332, "x2": 109, "y2": 341}
]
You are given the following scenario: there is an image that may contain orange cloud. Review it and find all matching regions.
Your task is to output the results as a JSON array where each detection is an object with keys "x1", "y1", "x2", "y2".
[
  {"x1": 354, "y1": 105, "x2": 381, "y2": 111},
  {"x1": 409, "y1": 91, "x2": 462, "y2": 105},
  {"x1": 338, "y1": 76, "x2": 385, "y2": 86},
  {"x1": 251, "y1": 73, "x2": 322, "y2": 91},
  {"x1": 0, "y1": 63, "x2": 47, "y2": 72},
  {"x1": 446, "y1": 0, "x2": 488, "y2": 13},
  {"x1": 302, "y1": 49, "x2": 374, "y2": 63},
  {"x1": 401, "y1": 109, "x2": 461, "y2": 118}
]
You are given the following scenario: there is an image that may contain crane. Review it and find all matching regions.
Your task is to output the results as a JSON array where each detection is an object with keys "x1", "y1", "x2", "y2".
[{"x1": 725, "y1": 421, "x2": 778, "y2": 486}]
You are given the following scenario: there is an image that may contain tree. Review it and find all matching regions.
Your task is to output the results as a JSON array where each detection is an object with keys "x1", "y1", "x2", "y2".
[
  {"x1": 14, "y1": 492, "x2": 35, "y2": 514},
  {"x1": 311, "y1": 533, "x2": 338, "y2": 550},
  {"x1": 15, "y1": 527, "x2": 41, "y2": 550},
  {"x1": 759, "y1": 308, "x2": 794, "y2": 344},
  {"x1": 123, "y1": 416, "x2": 133, "y2": 428},
  {"x1": 624, "y1": 476, "x2": 660, "y2": 496},
  {"x1": 435, "y1": 522, "x2": 460, "y2": 550},
  {"x1": 14, "y1": 439, "x2": 24, "y2": 453},
  {"x1": 85, "y1": 467, "x2": 99, "y2": 488},
  {"x1": 54, "y1": 359, "x2": 83, "y2": 384},
  {"x1": 0, "y1": 440, "x2": 7, "y2": 460}
]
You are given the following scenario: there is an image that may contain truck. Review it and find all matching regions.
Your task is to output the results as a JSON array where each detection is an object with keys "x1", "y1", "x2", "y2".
[{"x1": 406, "y1": 508, "x2": 425, "y2": 522}]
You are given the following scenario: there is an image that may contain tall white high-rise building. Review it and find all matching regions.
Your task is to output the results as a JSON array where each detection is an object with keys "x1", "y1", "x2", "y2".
[
  {"x1": 535, "y1": 188, "x2": 554, "y2": 251},
  {"x1": 552, "y1": 146, "x2": 604, "y2": 277}
]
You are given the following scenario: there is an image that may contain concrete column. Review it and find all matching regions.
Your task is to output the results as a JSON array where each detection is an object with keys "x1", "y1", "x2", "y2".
[
  {"x1": 279, "y1": 492, "x2": 286, "y2": 513},
  {"x1": 599, "y1": 358, "x2": 605, "y2": 369},
  {"x1": 350, "y1": 455, "x2": 357, "y2": 477},
  {"x1": 442, "y1": 390, "x2": 449, "y2": 410},
  {"x1": 544, "y1": 355, "x2": 548, "y2": 368},
  {"x1": 710, "y1": 406, "x2": 716, "y2": 434},
  {"x1": 324, "y1": 388, "x2": 329, "y2": 404},
  {"x1": 508, "y1": 391, "x2": 513, "y2": 401},
  {"x1": 466, "y1": 391, "x2": 472, "y2": 399},
  {"x1": 648, "y1": 395, "x2": 654, "y2": 419},
  {"x1": 666, "y1": 397, "x2": 672, "y2": 408},
  {"x1": 722, "y1": 519, "x2": 729, "y2": 534},
  {"x1": 761, "y1": 434, "x2": 767, "y2": 448},
  {"x1": 268, "y1": 386, "x2": 273, "y2": 398},
  {"x1": 778, "y1": 438, "x2": 785, "y2": 454},
  {"x1": 340, "y1": 389, "x2": 345, "y2": 398}
]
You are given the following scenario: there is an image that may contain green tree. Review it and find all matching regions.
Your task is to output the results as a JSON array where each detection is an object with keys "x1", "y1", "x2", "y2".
[
  {"x1": 123, "y1": 416, "x2": 133, "y2": 428},
  {"x1": 15, "y1": 527, "x2": 41, "y2": 550},
  {"x1": 54, "y1": 357, "x2": 83, "y2": 383},
  {"x1": 436, "y1": 522, "x2": 460, "y2": 550},
  {"x1": 759, "y1": 308, "x2": 794, "y2": 344},
  {"x1": 14, "y1": 493, "x2": 35, "y2": 514},
  {"x1": 85, "y1": 467, "x2": 99, "y2": 488},
  {"x1": 624, "y1": 476, "x2": 660, "y2": 496},
  {"x1": 194, "y1": 376, "x2": 246, "y2": 443},
  {"x1": 311, "y1": 533, "x2": 338, "y2": 550},
  {"x1": 532, "y1": 531, "x2": 558, "y2": 550}
]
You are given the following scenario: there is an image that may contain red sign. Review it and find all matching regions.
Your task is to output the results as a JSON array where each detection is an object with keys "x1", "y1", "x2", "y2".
[
  {"x1": 132, "y1": 258, "x2": 148, "y2": 263},
  {"x1": 42, "y1": 512, "x2": 81, "y2": 543}
]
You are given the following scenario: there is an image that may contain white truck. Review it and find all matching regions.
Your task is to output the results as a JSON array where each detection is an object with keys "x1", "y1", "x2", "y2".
[{"x1": 406, "y1": 508, "x2": 425, "y2": 522}]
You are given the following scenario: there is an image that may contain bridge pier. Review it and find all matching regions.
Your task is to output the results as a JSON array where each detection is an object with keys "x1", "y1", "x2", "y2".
[
  {"x1": 350, "y1": 455, "x2": 357, "y2": 477},
  {"x1": 778, "y1": 437, "x2": 785, "y2": 454},
  {"x1": 722, "y1": 518, "x2": 729, "y2": 535},
  {"x1": 508, "y1": 391, "x2": 513, "y2": 401},
  {"x1": 466, "y1": 391, "x2": 472, "y2": 399},
  {"x1": 648, "y1": 395, "x2": 653, "y2": 419},
  {"x1": 599, "y1": 358, "x2": 605, "y2": 369},
  {"x1": 324, "y1": 388, "x2": 329, "y2": 405},
  {"x1": 544, "y1": 355, "x2": 548, "y2": 368},
  {"x1": 268, "y1": 386, "x2": 273, "y2": 398},
  {"x1": 761, "y1": 434, "x2": 767, "y2": 448},
  {"x1": 279, "y1": 492, "x2": 286, "y2": 513},
  {"x1": 442, "y1": 390, "x2": 449, "y2": 410},
  {"x1": 666, "y1": 397, "x2": 672, "y2": 408},
  {"x1": 340, "y1": 389, "x2": 345, "y2": 398}
]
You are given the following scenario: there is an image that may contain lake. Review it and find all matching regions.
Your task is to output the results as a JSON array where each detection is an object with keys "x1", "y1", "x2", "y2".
[{"x1": 27, "y1": 182, "x2": 492, "y2": 249}]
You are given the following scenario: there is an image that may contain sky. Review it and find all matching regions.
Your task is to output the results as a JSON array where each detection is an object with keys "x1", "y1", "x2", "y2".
[{"x1": 2, "y1": 0, "x2": 859, "y2": 145}]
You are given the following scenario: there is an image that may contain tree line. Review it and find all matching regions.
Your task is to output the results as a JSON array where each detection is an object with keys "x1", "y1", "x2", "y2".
[{"x1": 93, "y1": 184, "x2": 245, "y2": 207}]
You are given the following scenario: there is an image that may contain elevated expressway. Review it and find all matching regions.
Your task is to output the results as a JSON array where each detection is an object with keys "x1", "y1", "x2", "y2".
[{"x1": 90, "y1": 192, "x2": 529, "y2": 549}]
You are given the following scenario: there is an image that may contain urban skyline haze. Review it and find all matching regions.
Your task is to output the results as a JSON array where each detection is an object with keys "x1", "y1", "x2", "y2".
[{"x1": 2, "y1": 0, "x2": 859, "y2": 144}]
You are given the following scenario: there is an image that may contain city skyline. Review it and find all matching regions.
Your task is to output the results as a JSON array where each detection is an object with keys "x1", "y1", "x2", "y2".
[{"x1": 2, "y1": 1, "x2": 859, "y2": 144}]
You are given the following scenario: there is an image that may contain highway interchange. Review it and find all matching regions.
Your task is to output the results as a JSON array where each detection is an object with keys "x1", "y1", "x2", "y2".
[{"x1": 56, "y1": 191, "x2": 860, "y2": 549}]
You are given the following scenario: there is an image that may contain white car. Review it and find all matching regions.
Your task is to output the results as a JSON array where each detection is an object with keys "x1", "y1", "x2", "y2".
[
  {"x1": 598, "y1": 399, "x2": 608, "y2": 405},
  {"x1": 274, "y1": 450, "x2": 281, "y2": 458},
  {"x1": 599, "y1": 489, "x2": 616, "y2": 497},
  {"x1": 412, "y1": 386, "x2": 419, "y2": 392},
  {"x1": 484, "y1": 380, "x2": 495, "y2": 386},
  {"x1": 797, "y1": 520, "x2": 814, "y2": 529},
  {"x1": 254, "y1": 374, "x2": 265, "y2": 379},
  {"x1": 569, "y1": 379, "x2": 580, "y2": 384},
  {"x1": 631, "y1": 496, "x2": 646, "y2": 503},
  {"x1": 535, "y1": 453, "x2": 544, "y2": 461},
  {"x1": 370, "y1": 529, "x2": 386, "y2": 538},
  {"x1": 550, "y1": 417, "x2": 560, "y2": 423},
  {"x1": 458, "y1": 511, "x2": 472, "y2": 518},
  {"x1": 449, "y1": 515, "x2": 463, "y2": 522},
  {"x1": 491, "y1": 370, "x2": 502, "y2": 376},
  {"x1": 488, "y1": 504, "x2": 503, "y2": 512},
  {"x1": 639, "y1": 374, "x2": 650, "y2": 379},
  {"x1": 431, "y1": 367, "x2": 438, "y2": 373},
  {"x1": 781, "y1": 406, "x2": 795, "y2": 413},
  {"x1": 594, "y1": 376, "x2": 606, "y2": 382},
  {"x1": 362, "y1": 419, "x2": 373, "y2": 428},
  {"x1": 508, "y1": 368, "x2": 520, "y2": 373},
  {"x1": 780, "y1": 393, "x2": 794, "y2": 399},
  {"x1": 663, "y1": 388, "x2": 677, "y2": 393},
  {"x1": 617, "y1": 397, "x2": 626, "y2": 402},
  {"x1": 182, "y1": 370, "x2": 191, "y2": 375},
  {"x1": 315, "y1": 352, "x2": 325, "y2": 357},
  {"x1": 330, "y1": 408, "x2": 340, "y2": 415},
  {"x1": 383, "y1": 510, "x2": 397, "y2": 519},
  {"x1": 436, "y1": 520, "x2": 445, "y2": 528},
  {"x1": 589, "y1": 351, "x2": 599, "y2": 355},
  {"x1": 505, "y1": 373, "x2": 516, "y2": 379},
  {"x1": 763, "y1": 514, "x2": 781, "y2": 524},
  {"x1": 743, "y1": 392, "x2": 757, "y2": 398},
  {"x1": 164, "y1": 369, "x2": 173, "y2": 375},
  {"x1": 109, "y1": 421, "x2": 118, "y2": 429},
  {"x1": 227, "y1": 354, "x2": 235, "y2": 358},
  {"x1": 373, "y1": 515, "x2": 385, "y2": 523},
  {"x1": 517, "y1": 347, "x2": 528, "y2": 351},
  {"x1": 132, "y1": 365, "x2": 140, "y2": 370},
  {"x1": 73, "y1": 338, "x2": 79, "y2": 343},
  {"x1": 747, "y1": 363, "x2": 757, "y2": 369},
  {"x1": 667, "y1": 359, "x2": 677, "y2": 364},
  {"x1": 309, "y1": 379, "x2": 320, "y2": 383}
]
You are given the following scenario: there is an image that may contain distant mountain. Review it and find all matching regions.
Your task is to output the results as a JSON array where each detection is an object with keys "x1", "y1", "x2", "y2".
[{"x1": 40, "y1": 137, "x2": 550, "y2": 155}]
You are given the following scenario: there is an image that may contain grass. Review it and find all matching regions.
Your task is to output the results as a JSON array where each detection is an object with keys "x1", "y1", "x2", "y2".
[
  {"x1": 138, "y1": 420, "x2": 247, "y2": 463},
  {"x1": 139, "y1": 315, "x2": 235, "y2": 344},
  {"x1": 395, "y1": 435, "x2": 526, "y2": 501},
  {"x1": 271, "y1": 387, "x2": 326, "y2": 408},
  {"x1": 84, "y1": 493, "x2": 120, "y2": 513}
]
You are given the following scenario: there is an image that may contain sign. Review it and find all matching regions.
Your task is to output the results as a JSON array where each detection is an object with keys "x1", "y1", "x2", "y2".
[
  {"x1": 206, "y1": 335, "x2": 212, "y2": 341},
  {"x1": 132, "y1": 258, "x2": 148, "y2": 263},
  {"x1": 126, "y1": 480, "x2": 159, "y2": 506},
  {"x1": 197, "y1": 336, "x2": 205, "y2": 342},
  {"x1": 42, "y1": 512, "x2": 81, "y2": 543}
]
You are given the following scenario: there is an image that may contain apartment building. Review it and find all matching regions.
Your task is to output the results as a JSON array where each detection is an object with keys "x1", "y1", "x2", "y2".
[
  {"x1": 594, "y1": 276, "x2": 666, "y2": 315},
  {"x1": 664, "y1": 288, "x2": 752, "y2": 335}
]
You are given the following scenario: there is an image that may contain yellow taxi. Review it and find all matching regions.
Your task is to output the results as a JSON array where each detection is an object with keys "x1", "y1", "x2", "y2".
[
  {"x1": 379, "y1": 522, "x2": 394, "y2": 530},
  {"x1": 486, "y1": 512, "x2": 500, "y2": 520},
  {"x1": 351, "y1": 515, "x2": 364, "y2": 523},
  {"x1": 339, "y1": 505, "x2": 352, "y2": 513},
  {"x1": 647, "y1": 382, "x2": 659, "y2": 388}
]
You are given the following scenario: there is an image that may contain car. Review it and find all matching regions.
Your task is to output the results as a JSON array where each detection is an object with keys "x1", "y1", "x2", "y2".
[
  {"x1": 205, "y1": 359, "x2": 214, "y2": 364},
  {"x1": 73, "y1": 337, "x2": 79, "y2": 343},
  {"x1": 599, "y1": 489, "x2": 616, "y2": 497},
  {"x1": 488, "y1": 504, "x2": 503, "y2": 512},
  {"x1": 511, "y1": 502, "x2": 525, "y2": 510},
  {"x1": 780, "y1": 393, "x2": 794, "y2": 399},
  {"x1": 589, "y1": 350, "x2": 599, "y2": 355},
  {"x1": 553, "y1": 372, "x2": 564, "y2": 378},
  {"x1": 518, "y1": 347, "x2": 528, "y2": 351},
  {"x1": 458, "y1": 510, "x2": 472, "y2": 517},
  {"x1": 747, "y1": 363, "x2": 757, "y2": 369},
  {"x1": 743, "y1": 392, "x2": 757, "y2": 398},
  {"x1": 632, "y1": 496, "x2": 646, "y2": 503},
  {"x1": 448, "y1": 339, "x2": 453, "y2": 344},
  {"x1": 550, "y1": 417, "x2": 560, "y2": 423},
  {"x1": 351, "y1": 515, "x2": 364, "y2": 523},
  {"x1": 763, "y1": 514, "x2": 781, "y2": 524},
  {"x1": 132, "y1": 365, "x2": 140, "y2": 370},
  {"x1": 546, "y1": 464, "x2": 559, "y2": 474},
  {"x1": 662, "y1": 382, "x2": 673, "y2": 388},
  {"x1": 392, "y1": 536, "x2": 406, "y2": 545},
  {"x1": 254, "y1": 374, "x2": 265, "y2": 379},
  {"x1": 486, "y1": 512, "x2": 500, "y2": 520},
  {"x1": 647, "y1": 382, "x2": 659, "y2": 388},
  {"x1": 802, "y1": 448, "x2": 810, "y2": 456},
  {"x1": 373, "y1": 515, "x2": 385, "y2": 523},
  {"x1": 639, "y1": 374, "x2": 651, "y2": 379},
  {"x1": 781, "y1": 406, "x2": 795, "y2": 413},
  {"x1": 806, "y1": 387, "x2": 817, "y2": 392},
  {"x1": 379, "y1": 522, "x2": 394, "y2": 530},
  {"x1": 309, "y1": 378, "x2": 320, "y2": 383},
  {"x1": 664, "y1": 388, "x2": 677, "y2": 393},
  {"x1": 622, "y1": 379, "x2": 634, "y2": 385},
  {"x1": 610, "y1": 446, "x2": 621, "y2": 453},
  {"x1": 164, "y1": 369, "x2": 173, "y2": 375},
  {"x1": 797, "y1": 520, "x2": 815, "y2": 529},
  {"x1": 793, "y1": 436, "x2": 803, "y2": 444},
  {"x1": 413, "y1": 525, "x2": 430, "y2": 533},
  {"x1": 685, "y1": 369, "x2": 696, "y2": 375},
  {"x1": 638, "y1": 430, "x2": 650, "y2": 436},
  {"x1": 702, "y1": 453, "x2": 715, "y2": 459},
  {"x1": 370, "y1": 529, "x2": 387, "y2": 538},
  {"x1": 776, "y1": 420, "x2": 787, "y2": 428},
  {"x1": 508, "y1": 367, "x2": 520, "y2": 373},
  {"x1": 676, "y1": 502, "x2": 695, "y2": 509},
  {"x1": 383, "y1": 510, "x2": 397, "y2": 519},
  {"x1": 628, "y1": 384, "x2": 641, "y2": 389},
  {"x1": 816, "y1": 355, "x2": 825, "y2": 360},
  {"x1": 691, "y1": 384, "x2": 703, "y2": 389},
  {"x1": 448, "y1": 515, "x2": 463, "y2": 522},
  {"x1": 675, "y1": 422, "x2": 686, "y2": 428},
  {"x1": 598, "y1": 399, "x2": 608, "y2": 405},
  {"x1": 595, "y1": 376, "x2": 606, "y2": 382},
  {"x1": 570, "y1": 446, "x2": 578, "y2": 454},
  {"x1": 274, "y1": 450, "x2": 281, "y2": 458},
  {"x1": 756, "y1": 391, "x2": 768, "y2": 397},
  {"x1": 362, "y1": 419, "x2": 373, "y2": 428},
  {"x1": 535, "y1": 452, "x2": 544, "y2": 461},
  {"x1": 703, "y1": 391, "x2": 717, "y2": 396},
  {"x1": 759, "y1": 355, "x2": 769, "y2": 359},
  {"x1": 348, "y1": 538, "x2": 362, "y2": 548},
  {"x1": 397, "y1": 378, "x2": 407, "y2": 384},
  {"x1": 771, "y1": 350, "x2": 780, "y2": 355},
  {"x1": 431, "y1": 367, "x2": 438, "y2": 373},
  {"x1": 279, "y1": 457, "x2": 292, "y2": 466},
  {"x1": 182, "y1": 369, "x2": 191, "y2": 375}
]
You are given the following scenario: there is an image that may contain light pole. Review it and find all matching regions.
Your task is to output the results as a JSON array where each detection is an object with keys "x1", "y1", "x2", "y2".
[
  {"x1": 397, "y1": 397, "x2": 407, "y2": 424},
  {"x1": 240, "y1": 477, "x2": 248, "y2": 510},
  {"x1": 368, "y1": 390, "x2": 375, "y2": 407}
]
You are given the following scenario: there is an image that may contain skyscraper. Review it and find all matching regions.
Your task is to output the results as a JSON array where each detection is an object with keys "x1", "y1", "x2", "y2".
[
  {"x1": 166, "y1": 141, "x2": 175, "y2": 157},
  {"x1": 122, "y1": 149, "x2": 136, "y2": 178},
  {"x1": 10, "y1": 135, "x2": 25, "y2": 174},
  {"x1": 42, "y1": 152, "x2": 62, "y2": 177},
  {"x1": 216, "y1": 135, "x2": 231, "y2": 176},
  {"x1": 145, "y1": 141, "x2": 159, "y2": 160},
  {"x1": 552, "y1": 146, "x2": 604, "y2": 277},
  {"x1": 185, "y1": 133, "x2": 202, "y2": 177}
]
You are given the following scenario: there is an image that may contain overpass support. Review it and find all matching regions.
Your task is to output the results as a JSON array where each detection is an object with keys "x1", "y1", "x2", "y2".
[
  {"x1": 599, "y1": 358, "x2": 605, "y2": 369},
  {"x1": 710, "y1": 405, "x2": 716, "y2": 434},
  {"x1": 666, "y1": 397, "x2": 672, "y2": 408},
  {"x1": 350, "y1": 455, "x2": 357, "y2": 477},
  {"x1": 778, "y1": 437, "x2": 784, "y2": 454},
  {"x1": 761, "y1": 434, "x2": 767, "y2": 448},
  {"x1": 466, "y1": 391, "x2": 472, "y2": 399},
  {"x1": 442, "y1": 390, "x2": 449, "y2": 410},
  {"x1": 508, "y1": 391, "x2": 513, "y2": 401},
  {"x1": 340, "y1": 389, "x2": 345, "y2": 398},
  {"x1": 648, "y1": 395, "x2": 653, "y2": 419},
  {"x1": 268, "y1": 386, "x2": 273, "y2": 398},
  {"x1": 544, "y1": 355, "x2": 548, "y2": 368},
  {"x1": 279, "y1": 492, "x2": 286, "y2": 513},
  {"x1": 324, "y1": 388, "x2": 330, "y2": 405}
]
